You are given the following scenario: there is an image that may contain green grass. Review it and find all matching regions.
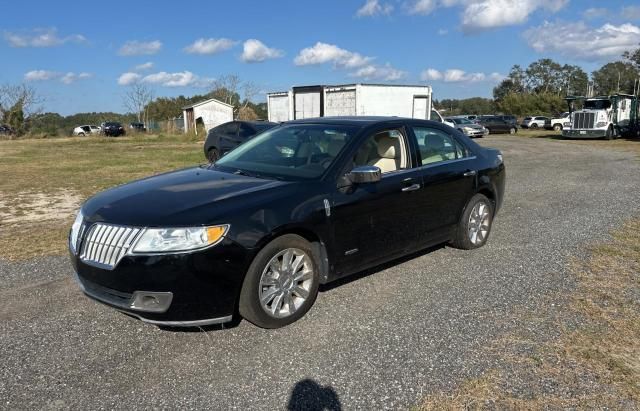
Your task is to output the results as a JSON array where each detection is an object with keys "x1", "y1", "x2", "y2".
[{"x1": 0, "y1": 133, "x2": 205, "y2": 260}]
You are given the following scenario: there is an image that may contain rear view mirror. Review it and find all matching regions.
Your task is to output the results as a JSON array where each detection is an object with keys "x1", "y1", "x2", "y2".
[{"x1": 348, "y1": 166, "x2": 381, "y2": 184}]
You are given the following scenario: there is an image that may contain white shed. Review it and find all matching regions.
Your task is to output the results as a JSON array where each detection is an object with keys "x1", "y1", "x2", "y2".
[{"x1": 182, "y1": 98, "x2": 234, "y2": 134}]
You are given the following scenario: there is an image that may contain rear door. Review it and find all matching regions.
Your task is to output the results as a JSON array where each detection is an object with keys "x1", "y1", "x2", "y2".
[
  {"x1": 219, "y1": 122, "x2": 240, "y2": 152},
  {"x1": 409, "y1": 125, "x2": 477, "y2": 241}
]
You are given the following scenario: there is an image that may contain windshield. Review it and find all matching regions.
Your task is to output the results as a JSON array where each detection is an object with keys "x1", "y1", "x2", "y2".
[
  {"x1": 215, "y1": 124, "x2": 359, "y2": 180},
  {"x1": 584, "y1": 99, "x2": 611, "y2": 110}
]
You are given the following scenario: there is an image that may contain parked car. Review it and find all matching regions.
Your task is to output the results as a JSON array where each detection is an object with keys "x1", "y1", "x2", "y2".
[
  {"x1": 521, "y1": 116, "x2": 549, "y2": 129},
  {"x1": 478, "y1": 116, "x2": 518, "y2": 134},
  {"x1": 204, "y1": 120, "x2": 277, "y2": 162},
  {"x1": 70, "y1": 116, "x2": 506, "y2": 328},
  {"x1": 101, "y1": 122, "x2": 126, "y2": 137},
  {"x1": 546, "y1": 112, "x2": 570, "y2": 131},
  {"x1": 0, "y1": 124, "x2": 14, "y2": 135},
  {"x1": 129, "y1": 122, "x2": 146, "y2": 132},
  {"x1": 72, "y1": 125, "x2": 101, "y2": 136},
  {"x1": 446, "y1": 117, "x2": 488, "y2": 138},
  {"x1": 496, "y1": 115, "x2": 517, "y2": 126}
]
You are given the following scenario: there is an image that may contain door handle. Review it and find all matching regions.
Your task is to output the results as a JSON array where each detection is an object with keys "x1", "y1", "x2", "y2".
[
  {"x1": 463, "y1": 170, "x2": 477, "y2": 177},
  {"x1": 402, "y1": 183, "x2": 421, "y2": 192}
]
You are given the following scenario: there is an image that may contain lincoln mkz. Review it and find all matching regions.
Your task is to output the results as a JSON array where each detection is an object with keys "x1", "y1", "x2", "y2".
[{"x1": 69, "y1": 117, "x2": 505, "y2": 328}]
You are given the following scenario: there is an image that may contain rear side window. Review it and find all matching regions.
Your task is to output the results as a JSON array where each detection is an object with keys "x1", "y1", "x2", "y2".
[
  {"x1": 239, "y1": 123, "x2": 255, "y2": 138},
  {"x1": 217, "y1": 122, "x2": 238, "y2": 135},
  {"x1": 413, "y1": 127, "x2": 467, "y2": 166}
]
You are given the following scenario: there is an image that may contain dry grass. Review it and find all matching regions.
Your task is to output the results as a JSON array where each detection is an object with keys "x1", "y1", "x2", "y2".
[
  {"x1": 421, "y1": 220, "x2": 640, "y2": 409},
  {"x1": 0, "y1": 134, "x2": 204, "y2": 260},
  {"x1": 516, "y1": 128, "x2": 640, "y2": 157}
]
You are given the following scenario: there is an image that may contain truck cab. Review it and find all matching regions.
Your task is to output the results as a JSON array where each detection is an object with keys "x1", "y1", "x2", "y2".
[{"x1": 562, "y1": 94, "x2": 638, "y2": 140}]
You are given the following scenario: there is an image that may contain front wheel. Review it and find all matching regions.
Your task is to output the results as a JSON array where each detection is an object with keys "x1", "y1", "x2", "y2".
[
  {"x1": 531, "y1": 123, "x2": 539, "y2": 129},
  {"x1": 605, "y1": 125, "x2": 614, "y2": 140},
  {"x1": 509, "y1": 127, "x2": 516, "y2": 134},
  {"x1": 239, "y1": 235, "x2": 320, "y2": 328},
  {"x1": 451, "y1": 193, "x2": 494, "y2": 250},
  {"x1": 553, "y1": 124, "x2": 562, "y2": 131}
]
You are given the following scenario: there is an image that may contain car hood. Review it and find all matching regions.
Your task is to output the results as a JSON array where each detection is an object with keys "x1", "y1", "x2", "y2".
[{"x1": 82, "y1": 166, "x2": 292, "y2": 227}]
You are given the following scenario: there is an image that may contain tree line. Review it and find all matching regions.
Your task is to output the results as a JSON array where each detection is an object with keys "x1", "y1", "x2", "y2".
[{"x1": 436, "y1": 45, "x2": 640, "y2": 117}]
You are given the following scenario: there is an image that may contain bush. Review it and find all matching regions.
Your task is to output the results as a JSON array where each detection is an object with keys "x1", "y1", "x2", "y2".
[{"x1": 496, "y1": 92, "x2": 566, "y2": 117}]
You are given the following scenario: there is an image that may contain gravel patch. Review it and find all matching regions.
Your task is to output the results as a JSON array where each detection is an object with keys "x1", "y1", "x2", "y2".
[{"x1": 1, "y1": 136, "x2": 639, "y2": 410}]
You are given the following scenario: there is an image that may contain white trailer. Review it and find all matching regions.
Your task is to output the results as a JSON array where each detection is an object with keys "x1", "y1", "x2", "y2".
[{"x1": 267, "y1": 83, "x2": 452, "y2": 126}]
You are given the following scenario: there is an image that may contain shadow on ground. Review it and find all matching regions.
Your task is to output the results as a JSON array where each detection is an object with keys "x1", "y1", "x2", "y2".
[{"x1": 287, "y1": 379, "x2": 342, "y2": 411}]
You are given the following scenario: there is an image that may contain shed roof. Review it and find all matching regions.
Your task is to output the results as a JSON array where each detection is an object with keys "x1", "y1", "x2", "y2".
[{"x1": 182, "y1": 98, "x2": 234, "y2": 110}]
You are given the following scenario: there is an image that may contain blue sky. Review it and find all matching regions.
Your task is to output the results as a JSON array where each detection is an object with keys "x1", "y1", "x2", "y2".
[{"x1": 2, "y1": 0, "x2": 640, "y2": 115}]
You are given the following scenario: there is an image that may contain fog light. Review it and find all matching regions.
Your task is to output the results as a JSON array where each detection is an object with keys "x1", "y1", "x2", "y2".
[{"x1": 130, "y1": 291, "x2": 173, "y2": 313}]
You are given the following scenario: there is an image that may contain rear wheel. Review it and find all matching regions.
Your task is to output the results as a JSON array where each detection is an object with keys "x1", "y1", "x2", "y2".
[
  {"x1": 207, "y1": 148, "x2": 220, "y2": 162},
  {"x1": 451, "y1": 193, "x2": 493, "y2": 250},
  {"x1": 78, "y1": 132, "x2": 85, "y2": 136},
  {"x1": 239, "y1": 235, "x2": 320, "y2": 328}
]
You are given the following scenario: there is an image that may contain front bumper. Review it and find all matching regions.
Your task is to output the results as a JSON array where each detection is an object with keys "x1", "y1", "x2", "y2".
[
  {"x1": 70, "y1": 237, "x2": 253, "y2": 326},
  {"x1": 562, "y1": 129, "x2": 606, "y2": 139}
]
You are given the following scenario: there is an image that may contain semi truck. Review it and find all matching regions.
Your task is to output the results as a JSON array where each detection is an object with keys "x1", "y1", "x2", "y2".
[
  {"x1": 562, "y1": 94, "x2": 639, "y2": 139},
  {"x1": 267, "y1": 83, "x2": 454, "y2": 127}
]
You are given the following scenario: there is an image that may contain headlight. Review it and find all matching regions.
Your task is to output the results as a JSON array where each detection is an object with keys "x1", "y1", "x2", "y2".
[
  {"x1": 463, "y1": 127, "x2": 474, "y2": 132},
  {"x1": 563, "y1": 122, "x2": 571, "y2": 127},
  {"x1": 131, "y1": 225, "x2": 229, "y2": 253},
  {"x1": 69, "y1": 209, "x2": 84, "y2": 253},
  {"x1": 595, "y1": 122, "x2": 607, "y2": 128}
]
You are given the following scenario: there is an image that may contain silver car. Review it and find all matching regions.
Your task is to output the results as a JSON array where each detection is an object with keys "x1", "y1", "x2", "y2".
[{"x1": 446, "y1": 117, "x2": 488, "y2": 138}]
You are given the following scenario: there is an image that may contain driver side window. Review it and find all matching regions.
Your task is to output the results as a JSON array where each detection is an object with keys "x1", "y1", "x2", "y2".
[{"x1": 352, "y1": 129, "x2": 408, "y2": 174}]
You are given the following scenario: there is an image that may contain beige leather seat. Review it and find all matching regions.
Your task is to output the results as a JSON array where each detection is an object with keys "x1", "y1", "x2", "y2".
[{"x1": 367, "y1": 132, "x2": 400, "y2": 173}]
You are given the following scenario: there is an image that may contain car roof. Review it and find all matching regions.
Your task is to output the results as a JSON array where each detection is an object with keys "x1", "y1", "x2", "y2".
[
  {"x1": 243, "y1": 120, "x2": 277, "y2": 126},
  {"x1": 286, "y1": 116, "x2": 418, "y2": 127}
]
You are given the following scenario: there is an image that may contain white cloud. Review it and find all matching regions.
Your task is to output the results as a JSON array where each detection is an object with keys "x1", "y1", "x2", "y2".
[
  {"x1": 184, "y1": 38, "x2": 237, "y2": 55},
  {"x1": 524, "y1": 21, "x2": 640, "y2": 60},
  {"x1": 24, "y1": 70, "x2": 59, "y2": 81},
  {"x1": 408, "y1": 0, "x2": 437, "y2": 15},
  {"x1": 61, "y1": 72, "x2": 91, "y2": 84},
  {"x1": 118, "y1": 72, "x2": 142, "y2": 85},
  {"x1": 461, "y1": 0, "x2": 569, "y2": 32},
  {"x1": 241, "y1": 39, "x2": 284, "y2": 63},
  {"x1": 294, "y1": 42, "x2": 373, "y2": 68},
  {"x1": 4, "y1": 28, "x2": 86, "y2": 47},
  {"x1": 437, "y1": 28, "x2": 449, "y2": 35},
  {"x1": 118, "y1": 40, "x2": 162, "y2": 56},
  {"x1": 356, "y1": 0, "x2": 394, "y2": 17},
  {"x1": 421, "y1": 68, "x2": 503, "y2": 82},
  {"x1": 420, "y1": 68, "x2": 443, "y2": 81},
  {"x1": 582, "y1": 7, "x2": 608, "y2": 20},
  {"x1": 25, "y1": 70, "x2": 91, "y2": 84},
  {"x1": 134, "y1": 62, "x2": 154, "y2": 71},
  {"x1": 622, "y1": 5, "x2": 640, "y2": 20},
  {"x1": 350, "y1": 64, "x2": 407, "y2": 80}
]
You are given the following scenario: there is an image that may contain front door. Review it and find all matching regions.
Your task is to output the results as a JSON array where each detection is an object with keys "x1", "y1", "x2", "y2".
[{"x1": 331, "y1": 127, "x2": 423, "y2": 275}]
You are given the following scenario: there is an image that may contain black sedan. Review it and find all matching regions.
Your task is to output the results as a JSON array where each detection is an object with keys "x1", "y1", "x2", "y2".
[
  {"x1": 204, "y1": 120, "x2": 277, "y2": 162},
  {"x1": 69, "y1": 117, "x2": 505, "y2": 328},
  {"x1": 477, "y1": 116, "x2": 517, "y2": 135},
  {"x1": 102, "y1": 122, "x2": 126, "y2": 137}
]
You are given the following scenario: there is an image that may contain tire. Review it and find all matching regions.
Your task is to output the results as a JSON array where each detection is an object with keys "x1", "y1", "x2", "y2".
[
  {"x1": 531, "y1": 123, "x2": 539, "y2": 129},
  {"x1": 485, "y1": 128, "x2": 491, "y2": 135},
  {"x1": 553, "y1": 124, "x2": 562, "y2": 131},
  {"x1": 207, "y1": 148, "x2": 220, "y2": 162},
  {"x1": 509, "y1": 127, "x2": 516, "y2": 134},
  {"x1": 239, "y1": 234, "x2": 320, "y2": 328},
  {"x1": 450, "y1": 193, "x2": 494, "y2": 250},
  {"x1": 78, "y1": 132, "x2": 85, "y2": 136},
  {"x1": 605, "y1": 125, "x2": 614, "y2": 140}
]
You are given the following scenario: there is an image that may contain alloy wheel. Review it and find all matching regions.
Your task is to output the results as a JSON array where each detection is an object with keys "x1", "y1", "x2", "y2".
[
  {"x1": 258, "y1": 248, "x2": 314, "y2": 318},
  {"x1": 468, "y1": 201, "x2": 491, "y2": 245}
]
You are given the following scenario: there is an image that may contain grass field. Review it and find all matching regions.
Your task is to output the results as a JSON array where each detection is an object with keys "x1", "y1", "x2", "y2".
[{"x1": 0, "y1": 133, "x2": 204, "y2": 260}]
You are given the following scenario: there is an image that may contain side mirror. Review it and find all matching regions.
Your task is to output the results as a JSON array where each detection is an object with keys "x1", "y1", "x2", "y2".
[{"x1": 347, "y1": 166, "x2": 381, "y2": 184}]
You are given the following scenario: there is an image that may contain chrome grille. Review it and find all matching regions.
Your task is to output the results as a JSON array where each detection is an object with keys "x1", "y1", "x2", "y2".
[
  {"x1": 80, "y1": 223, "x2": 142, "y2": 270},
  {"x1": 573, "y1": 112, "x2": 595, "y2": 129}
]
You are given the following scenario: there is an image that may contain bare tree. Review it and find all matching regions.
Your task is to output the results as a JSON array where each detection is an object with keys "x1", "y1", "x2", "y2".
[
  {"x1": 211, "y1": 74, "x2": 242, "y2": 106},
  {"x1": 123, "y1": 83, "x2": 154, "y2": 126},
  {"x1": 241, "y1": 81, "x2": 260, "y2": 110},
  {"x1": 0, "y1": 83, "x2": 43, "y2": 133}
]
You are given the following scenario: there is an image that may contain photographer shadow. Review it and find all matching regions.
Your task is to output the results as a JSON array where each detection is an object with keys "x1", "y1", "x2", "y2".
[{"x1": 286, "y1": 379, "x2": 342, "y2": 411}]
